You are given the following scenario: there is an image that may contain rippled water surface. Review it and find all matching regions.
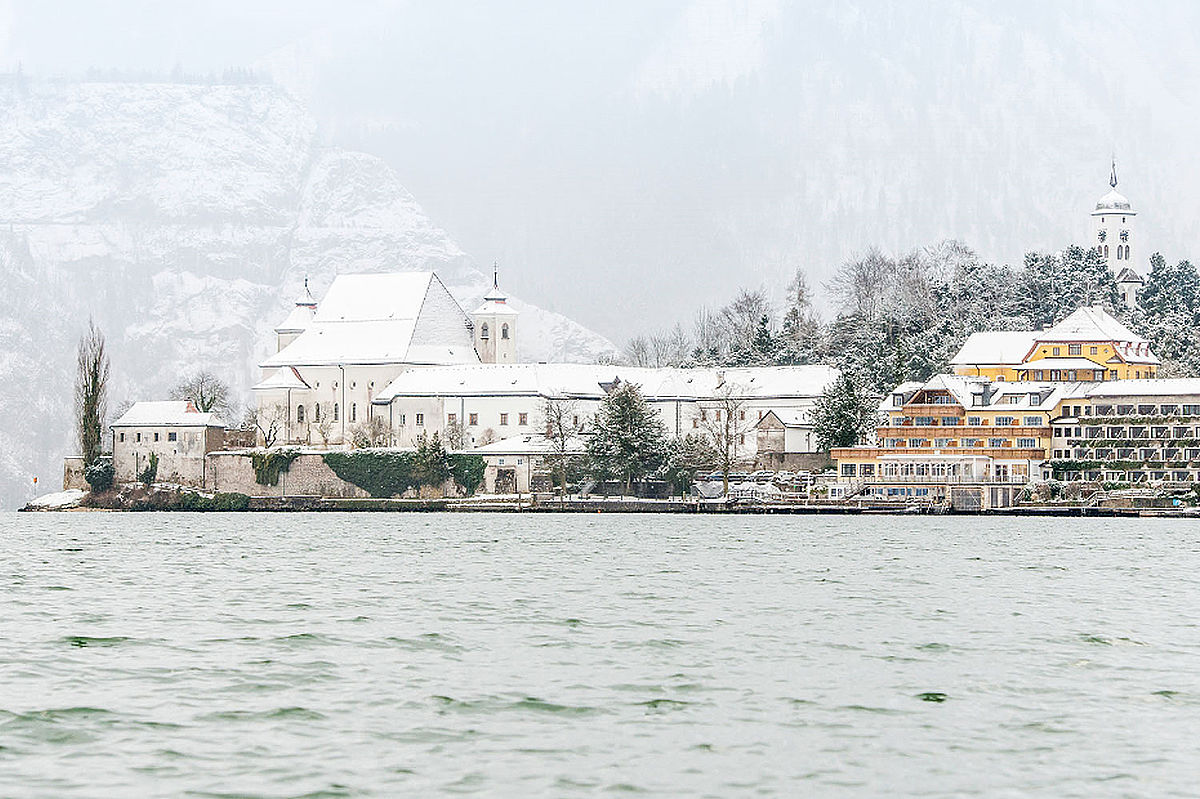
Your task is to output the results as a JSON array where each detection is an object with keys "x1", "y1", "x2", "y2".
[{"x1": 2, "y1": 512, "x2": 1199, "y2": 797}]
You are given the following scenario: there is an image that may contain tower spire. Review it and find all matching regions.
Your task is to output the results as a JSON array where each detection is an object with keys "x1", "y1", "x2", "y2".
[
  {"x1": 493, "y1": 261, "x2": 499, "y2": 289},
  {"x1": 1110, "y1": 156, "x2": 1118, "y2": 189}
]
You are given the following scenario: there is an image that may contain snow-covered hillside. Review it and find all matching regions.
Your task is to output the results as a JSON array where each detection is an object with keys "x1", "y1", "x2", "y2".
[{"x1": 0, "y1": 79, "x2": 616, "y2": 508}]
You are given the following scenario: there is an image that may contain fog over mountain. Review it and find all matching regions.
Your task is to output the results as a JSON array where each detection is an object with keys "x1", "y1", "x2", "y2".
[{"x1": 2, "y1": 0, "x2": 1199, "y2": 505}]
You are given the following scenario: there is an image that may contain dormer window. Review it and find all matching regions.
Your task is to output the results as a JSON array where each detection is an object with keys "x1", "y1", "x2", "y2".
[{"x1": 480, "y1": 323, "x2": 489, "y2": 340}]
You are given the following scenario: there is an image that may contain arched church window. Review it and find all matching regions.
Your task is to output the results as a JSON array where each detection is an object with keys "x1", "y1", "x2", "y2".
[
  {"x1": 1104, "y1": 245, "x2": 1109, "y2": 258},
  {"x1": 313, "y1": 404, "x2": 320, "y2": 422},
  {"x1": 333, "y1": 403, "x2": 339, "y2": 422},
  {"x1": 501, "y1": 323, "x2": 509, "y2": 340},
  {"x1": 297, "y1": 405, "x2": 305, "y2": 423},
  {"x1": 351, "y1": 403, "x2": 357, "y2": 423},
  {"x1": 1117, "y1": 247, "x2": 1123, "y2": 260},
  {"x1": 1124, "y1": 245, "x2": 1130, "y2": 260},
  {"x1": 480, "y1": 323, "x2": 489, "y2": 340}
]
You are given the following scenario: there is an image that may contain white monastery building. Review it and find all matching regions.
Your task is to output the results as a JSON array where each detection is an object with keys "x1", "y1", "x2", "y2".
[
  {"x1": 251, "y1": 269, "x2": 836, "y2": 464},
  {"x1": 110, "y1": 401, "x2": 226, "y2": 487}
]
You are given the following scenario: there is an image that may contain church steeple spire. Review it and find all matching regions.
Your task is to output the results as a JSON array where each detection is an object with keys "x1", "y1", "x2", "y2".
[{"x1": 1110, "y1": 156, "x2": 1118, "y2": 189}]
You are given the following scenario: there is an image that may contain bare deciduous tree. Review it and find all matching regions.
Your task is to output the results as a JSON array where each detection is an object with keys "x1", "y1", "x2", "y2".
[
  {"x1": 698, "y1": 381, "x2": 755, "y2": 496},
  {"x1": 313, "y1": 401, "x2": 335, "y2": 447},
  {"x1": 75, "y1": 319, "x2": 110, "y2": 465},
  {"x1": 350, "y1": 416, "x2": 390, "y2": 449},
  {"x1": 248, "y1": 402, "x2": 288, "y2": 448},
  {"x1": 542, "y1": 396, "x2": 582, "y2": 499},
  {"x1": 170, "y1": 370, "x2": 234, "y2": 418}
]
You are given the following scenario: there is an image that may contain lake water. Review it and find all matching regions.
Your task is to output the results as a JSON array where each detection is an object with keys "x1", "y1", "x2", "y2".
[{"x1": 1, "y1": 512, "x2": 1198, "y2": 797}]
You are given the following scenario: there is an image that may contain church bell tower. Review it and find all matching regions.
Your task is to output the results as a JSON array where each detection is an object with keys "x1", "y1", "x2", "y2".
[
  {"x1": 472, "y1": 266, "x2": 518, "y2": 364},
  {"x1": 1090, "y1": 160, "x2": 1142, "y2": 307}
]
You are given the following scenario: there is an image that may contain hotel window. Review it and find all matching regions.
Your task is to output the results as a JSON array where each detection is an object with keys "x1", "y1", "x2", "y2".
[
  {"x1": 1110, "y1": 370, "x2": 1119, "y2": 380},
  {"x1": 995, "y1": 416, "x2": 1014, "y2": 426},
  {"x1": 967, "y1": 416, "x2": 982, "y2": 426},
  {"x1": 1050, "y1": 371, "x2": 1060, "y2": 381},
  {"x1": 1067, "y1": 371, "x2": 1077, "y2": 381},
  {"x1": 1023, "y1": 416, "x2": 1042, "y2": 426},
  {"x1": 1090, "y1": 346, "x2": 1099, "y2": 355},
  {"x1": 841, "y1": 464, "x2": 856, "y2": 476},
  {"x1": 415, "y1": 413, "x2": 424, "y2": 426},
  {"x1": 860, "y1": 464, "x2": 875, "y2": 477},
  {"x1": 1034, "y1": 371, "x2": 1044, "y2": 380},
  {"x1": 469, "y1": 413, "x2": 478, "y2": 426},
  {"x1": 1052, "y1": 347, "x2": 1061, "y2": 356},
  {"x1": 1069, "y1": 344, "x2": 1081, "y2": 355},
  {"x1": 989, "y1": 438, "x2": 1006, "y2": 448},
  {"x1": 500, "y1": 413, "x2": 509, "y2": 425},
  {"x1": 168, "y1": 432, "x2": 177, "y2": 442},
  {"x1": 1017, "y1": 438, "x2": 1038, "y2": 448},
  {"x1": 519, "y1": 413, "x2": 528, "y2": 426},
  {"x1": 934, "y1": 438, "x2": 950, "y2": 448}
]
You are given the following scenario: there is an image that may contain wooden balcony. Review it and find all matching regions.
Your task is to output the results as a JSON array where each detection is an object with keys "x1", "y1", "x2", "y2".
[{"x1": 832, "y1": 447, "x2": 1048, "y2": 460}]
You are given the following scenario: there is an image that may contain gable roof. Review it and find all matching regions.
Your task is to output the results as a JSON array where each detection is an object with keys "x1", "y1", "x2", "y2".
[
  {"x1": 1038, "y1": 305, "x2": 1142, "y2": 344},
  {"x1": 112, "y1": 401, "x2": 224, "y2": 428},
  {"x1": 950, "y1": 331, "x2": 1038, "y2": 366},
  {"x1": 1115, "y1": 267, "x2": 1143, "y2": 284},
  {"x1": 261, "y1": 272, "x2": 479, "y2": 368}
]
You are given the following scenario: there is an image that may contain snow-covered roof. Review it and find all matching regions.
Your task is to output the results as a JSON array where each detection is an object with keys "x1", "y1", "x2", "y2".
[
  {"x1": 1085, "y1": 379, "x2": 1200, "y2": 398},
  {"x1": 373, "y1": 364, "x2": 838, "y2": 404},
  {"x1": 1094, "y1": 189, "x2": 1133, "y2": 212},
  {"x1": 885, "y1": 375, "x2": 1090, "y2": 413},
  {"x1": 112, "y1": 401, "x2": 224, "y2": 428},
  {"x1": 473, "y1": 299, "x2": 518, "y2": 316},
  {"x1": 473, "y1": 434, "x2": 586, "y2": 456},
  {"x1": 252, "y1": 367, "x2": 312, "y2": 391},
  {"x1": 261, "y1": 271, "x2": 479, "y2": 368},
  {"x1": 755, "y1": 409, "x2": 812, "y2": 428},
  {"x1": 1039, "y1": 305, "x2": 1143, "y2": 344},
  {"x1": 950, "y1": 331, "x2": 1038, "y2": 366},
  {"x1": 274, "y1": 303, "x2": 315, "y2": 334}
]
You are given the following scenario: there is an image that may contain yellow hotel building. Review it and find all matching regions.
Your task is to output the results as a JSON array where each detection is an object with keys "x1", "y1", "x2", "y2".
[
  {"x1": 950, "y1": 305, "x2": 1158, "y2": 382},
  {"x1": 830, "y1": 304, "x2": 1159, "y2": 508}
]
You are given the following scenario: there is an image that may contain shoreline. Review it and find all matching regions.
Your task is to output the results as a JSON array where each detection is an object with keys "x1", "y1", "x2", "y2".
[{"x1": 20, "y1": 493, "x2": 1199, "y2": 517}]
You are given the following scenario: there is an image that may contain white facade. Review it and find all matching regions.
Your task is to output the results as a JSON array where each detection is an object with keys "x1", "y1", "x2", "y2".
[
  {"x1": 254, "y1": 272, "x2": 481, "y2": 445},
  {"x1": 111, "y1": 401, "x2": 226, "y2": 487},
  {"x1": 371, "y1": 363, "x2": 838, "y2": 462},
  {"x1": 1090, "y1": 161, "x2": 1141, "y2": 307},
  {"x1": 472, "y1": 271, "x2": 518, "y2": 364}
]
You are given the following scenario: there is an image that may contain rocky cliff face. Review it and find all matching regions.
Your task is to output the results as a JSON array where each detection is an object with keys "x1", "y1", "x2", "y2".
[{"x1": 0, "y1": 79, "x2": 616, "y2": 508}]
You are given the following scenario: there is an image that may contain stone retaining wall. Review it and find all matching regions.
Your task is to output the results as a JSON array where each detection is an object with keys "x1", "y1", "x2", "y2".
[{"x1": 206, "y1": 452, "x2": 369, "y2": 498}]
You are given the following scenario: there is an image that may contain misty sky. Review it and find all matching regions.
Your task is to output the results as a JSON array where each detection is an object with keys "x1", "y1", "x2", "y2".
[{"x1": 3, "y1": 0, "x2": 1199, "y2": 340}]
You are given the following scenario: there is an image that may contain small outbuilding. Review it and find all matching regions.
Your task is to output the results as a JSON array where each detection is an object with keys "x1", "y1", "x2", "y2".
[{"x1": 111, "y1": 401, "x2": 225, "y2": 488}]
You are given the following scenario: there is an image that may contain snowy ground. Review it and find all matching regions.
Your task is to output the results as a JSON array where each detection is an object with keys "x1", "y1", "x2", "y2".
[{"x1": 25, "y1": 489, "x2": 86, "y2": 509}]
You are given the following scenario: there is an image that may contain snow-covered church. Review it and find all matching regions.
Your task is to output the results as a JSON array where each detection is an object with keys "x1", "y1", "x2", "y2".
[{"x1": 253, "y1": 270, "x2": 835, "y2": 461}]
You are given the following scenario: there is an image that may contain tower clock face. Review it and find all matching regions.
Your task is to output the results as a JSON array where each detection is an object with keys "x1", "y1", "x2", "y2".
[
  {"x1": 1120, "y1": 230, "x2": 1129, "y2": 242},
  {"x1": 1098, "y1": 230, "x2": 1106, "y2": 242}
]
